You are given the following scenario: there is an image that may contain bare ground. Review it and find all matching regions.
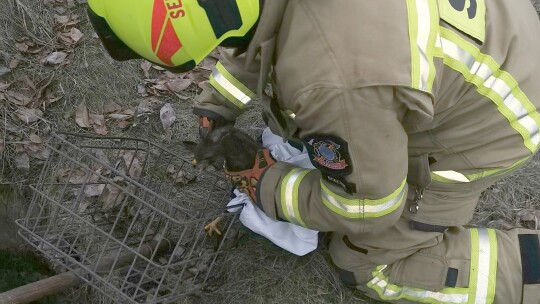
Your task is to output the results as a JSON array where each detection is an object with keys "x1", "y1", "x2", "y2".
[{"x1": 0, "y1": 1, "x2": 539, "y2": 304}]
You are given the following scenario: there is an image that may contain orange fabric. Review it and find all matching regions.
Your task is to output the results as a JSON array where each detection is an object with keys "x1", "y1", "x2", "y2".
[{"x1": 225, "y1": 149, "x2": 276, "y2": 201}]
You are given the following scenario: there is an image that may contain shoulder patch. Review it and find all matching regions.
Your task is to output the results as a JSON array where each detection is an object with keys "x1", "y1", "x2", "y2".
[{"x1": 302, "y1": 134, "x2": 352, "y2": 177}]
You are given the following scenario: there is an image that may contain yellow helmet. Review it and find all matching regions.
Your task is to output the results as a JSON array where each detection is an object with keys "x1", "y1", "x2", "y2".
[{"x1": 87, "y1": 0, "x2": 260, "y2": 72}]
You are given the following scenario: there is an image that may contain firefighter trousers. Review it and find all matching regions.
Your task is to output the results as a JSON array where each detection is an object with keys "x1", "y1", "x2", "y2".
[{"x1": 329, "y1": 169, "x2": 540, "y2": 304}]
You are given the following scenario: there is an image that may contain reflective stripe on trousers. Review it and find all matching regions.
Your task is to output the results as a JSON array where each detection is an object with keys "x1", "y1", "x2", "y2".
[{"x1": 367, "y1": 228, "x2": 498, "y2": 304}]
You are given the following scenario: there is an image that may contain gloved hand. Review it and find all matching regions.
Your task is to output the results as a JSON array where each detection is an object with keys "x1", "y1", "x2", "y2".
[{"x1": 224, "y1": 148, "x2": 276, "y2": 203}]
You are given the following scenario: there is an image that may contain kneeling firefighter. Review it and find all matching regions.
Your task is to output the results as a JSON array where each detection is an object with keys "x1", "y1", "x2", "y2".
[{"x1": 87, "y1": 0, "x2": 540, "y2": 302}]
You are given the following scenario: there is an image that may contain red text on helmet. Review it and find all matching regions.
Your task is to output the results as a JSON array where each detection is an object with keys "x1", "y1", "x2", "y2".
[{"x1": 164, "y1": 0, "x2": 185, "y2": 18}]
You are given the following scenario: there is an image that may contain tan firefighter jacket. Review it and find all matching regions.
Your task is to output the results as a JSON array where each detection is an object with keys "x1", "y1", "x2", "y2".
[{"x1": 193, "y1": 0, "x2": 540, "y2": 235}]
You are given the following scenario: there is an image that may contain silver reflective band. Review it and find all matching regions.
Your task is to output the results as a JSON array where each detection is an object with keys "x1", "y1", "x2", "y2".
[
  {"x1": 283, "y1": 169, "x2": 306, "y2": 225},
  {"x1": 415, "y1": 0, "x2": 432, "y2": 91},
  {"x1": 433, "y1": 170, "x2": 471, "y2": 182},
  {"x1": 321, "y1": 183, "x2": 406, "y2": 215},
  {"x1": 474, "y1": 228, "x2": 492, "y2": 304},
  {"x1": 321, "y1": 190, "x2": 363, "y2": 213},
  {"x1": 368, "y1": 266, "x2": 469, "y2": 303},
  {"x1": 211, "y1": 70, "x2": 252, "y2": 105},
  {"x1": 439, "y1": 36, "x2": 540, "y2": 147}
]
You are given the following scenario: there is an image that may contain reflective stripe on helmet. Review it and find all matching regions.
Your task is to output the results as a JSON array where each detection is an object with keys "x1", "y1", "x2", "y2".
[
  {"x1": 209, "y1": 62, "x2": 257, "y2": 109},
  {"x1": 280, "y1": 168, "x2": 311, "y2": 226},
  {"x1": 367, "y1": 228, "x2": 497, "y2": 304},
  {"x1": 320, "y1": 178, "x2": 406, "y2": 219}
]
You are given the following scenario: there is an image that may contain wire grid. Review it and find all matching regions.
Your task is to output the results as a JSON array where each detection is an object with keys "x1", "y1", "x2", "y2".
[{"x1": 15, "y1": 132, "x2": 240, "y2": 303}]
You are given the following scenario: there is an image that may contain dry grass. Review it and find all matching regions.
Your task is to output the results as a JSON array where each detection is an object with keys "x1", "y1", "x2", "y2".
[{"x1": 0, "y1": 1, "x2": 539, "y2": 304}]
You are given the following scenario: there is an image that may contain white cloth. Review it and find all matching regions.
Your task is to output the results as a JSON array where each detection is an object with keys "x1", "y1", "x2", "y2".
[{"x1": 226, "y1": 128, "x2": 319, "y2": 256}]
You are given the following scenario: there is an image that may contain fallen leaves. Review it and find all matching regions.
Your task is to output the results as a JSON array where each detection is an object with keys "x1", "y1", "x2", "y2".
[
  {"x1": 75, "y1": 102, "x2": 91, "y2": 128},
  {"x1": 160, "y1": 103, "x2": 176, "y2": 140},
  {"x1": 44, "y1": 51, "x2": 68, "y2": 65},
  {"x1": 136, "y1": 51, "x2": 218, "y2": 99},
  {"x1": 14, "y1": 153, "x2": 30, "y2": 171},
  {"x1": 15, "y1": 108, "x2": 43, "y2": 124},
  {"x1": 517, "y1": 209, "x2": 540, "y2": 230},
  {"x1": 167, "y1": 164, "x2": 196, "y2": 184},
  {"x1": 0, "y1": 66, "x2": 11, "y2": 78}
]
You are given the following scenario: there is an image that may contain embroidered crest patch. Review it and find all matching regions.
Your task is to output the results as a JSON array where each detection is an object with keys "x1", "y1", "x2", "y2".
[{"x1": 303, "y1": 134, "x2": 352, "y2": 177}]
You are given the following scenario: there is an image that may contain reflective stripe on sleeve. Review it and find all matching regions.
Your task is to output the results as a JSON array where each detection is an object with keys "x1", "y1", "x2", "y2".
[
  {"x1": 431, "y1": 155, "x2": 531, "y2": 183},
  {"x1": 280, "y1": 168, "x2": 311, "y2": 226},
  {"x1": 366, "y1": 228, "x2": 498, "y2": 304},
  {"x1": 320, "y1": 178, "x2": 407, "y2": 219},
  {"x1": 436, "y1": 27, "x2": 540, "y2": 153},
  {"x1": 209, "y1": 62, "x2": 257, "y2": 109},
  {"x1": 406, "y1": 0, "x2": 439, "y2": 93}
]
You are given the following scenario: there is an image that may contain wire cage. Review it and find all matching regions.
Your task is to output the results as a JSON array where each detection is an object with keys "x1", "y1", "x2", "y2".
[{"x1": 15, "y1": 132, "x2": 240, "y2": 303}]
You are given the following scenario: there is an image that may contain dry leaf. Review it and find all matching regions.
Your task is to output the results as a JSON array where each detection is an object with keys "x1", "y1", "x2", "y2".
[
  {"x1": 15, "y1": 43, "x2": 29, "y2": 53},
  {"x1": 70, "y1": 27, "x2": 84, "y2": 42},
  {"x1": 160, "y1": 103, "x2": 176, "y2": 129},
  {"x1": 89, "y1": 114, "x2": 108, "y2": 135},
  {"x1": 34, "y1": 75, "x2": 54, "y2": 100},
  {"x1": 137, "y1": 99, "x2": 152, "y2": 115},
  {"x1": 14, "y1": 153, "x2": 30, "y2": 170},
  {"x1": 171, "y1": 169, "x2": 195, "y2": 184},
  {"x1": 0, "y1": 82, "x2": 10, "y2": 91},
  {"x1": 54, "y1": 14, "x2": 69, "y2": 25},
  {"x1": 141, "y1": 61, "x2": 152, "y2": 78},
  {"x1": 123, "y1": 108, "x2": 135, "y2": 116},
  {"x1": 29, "y1": 134, "x2": 43, "y2": 144},
  {"x1": 28, "y1": 148, "x2": 51, "y2": 160},
  {"x1": 75, "y1": 103, "x2": 91, "y2": 128},
  {"x1": 15, "y1": 108, "x2": 43, "y2": 123},
  {"x1": 93, "y1": 124, "x2": 108, "y2": 136},
  {"x1": 67, "y1": 0, "x2": 76, "y2": 8},
  {"x1": 0, "y1": 66, "x2": 10, "y2": 78},
  {"x1": 137, "y1": 83, "x2": 147, "y2": 96},
  {"x1": 166, "y1": 78, "x2": 192, "y2": 93},
  {"x1": 69, "y1": 170, "x2": 87, "y2": 184},
  {"x1": 517, "y1": 209, "x2": 540, "y2": 230},
  {"x1": 122, "y1": 151, "x2": 143, "y2": 179},
  {"x1": 9, "y1": 56, "x2": 22, "y2": 69},
  {"x1": 20, "y1": 75, "x2": 36, "y2": 90},
  {"x1": 117, "y1": 120, "x2": 131, "y2": 129},
  {"x1": 108, "y1": 113, "x2": 131, "y2": 120},
  {"x1": 58, "y1": 33, "x2": 74, "y2": 45},
  {"x1": 84, "y1": 184, "x2": 105, "y2": 197},
  {"x1": 47, "y1": 96, "x2": 63, "y2": 104},
  {"x1": 198, "y1": 57, "x2": 217, "y2": 71},
  {"x1": 78, "y1": 197, "x2": 93, "y2": 213},
  {"x1": 103, "y1": 101, "x2": 122, "y2": 114},
  {"x1": 26, "y1": 142, "x2": 43, "y2": 152},
  {"x1": 89, "y1": 114, "x2": 105, "y2": 126},
  {"x1": 55, "y1": 168, "x2": 70, "y2": 183},
  {"x1": 54, "y1": 6, "x2": 66, "y2": 14},
  {"x1": 6, "y1": 91, "x2": 32, "y2": 106},
  {"x1": 45, "y1": 52, "x2": 67, "y2": 65},
  {"x1": 100, "y1": 183, "x2": 125, "y2": 209}
]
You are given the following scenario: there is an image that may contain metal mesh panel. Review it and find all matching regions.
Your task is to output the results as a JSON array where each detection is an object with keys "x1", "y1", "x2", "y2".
[{"x1": 16, "y1": 133, "x2": 240, "y2": 303}]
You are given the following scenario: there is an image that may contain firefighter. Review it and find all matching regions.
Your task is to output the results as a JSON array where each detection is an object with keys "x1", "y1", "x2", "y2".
[{"x1": 87, "y1": 0, "x2": 540, "y2": 303}]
